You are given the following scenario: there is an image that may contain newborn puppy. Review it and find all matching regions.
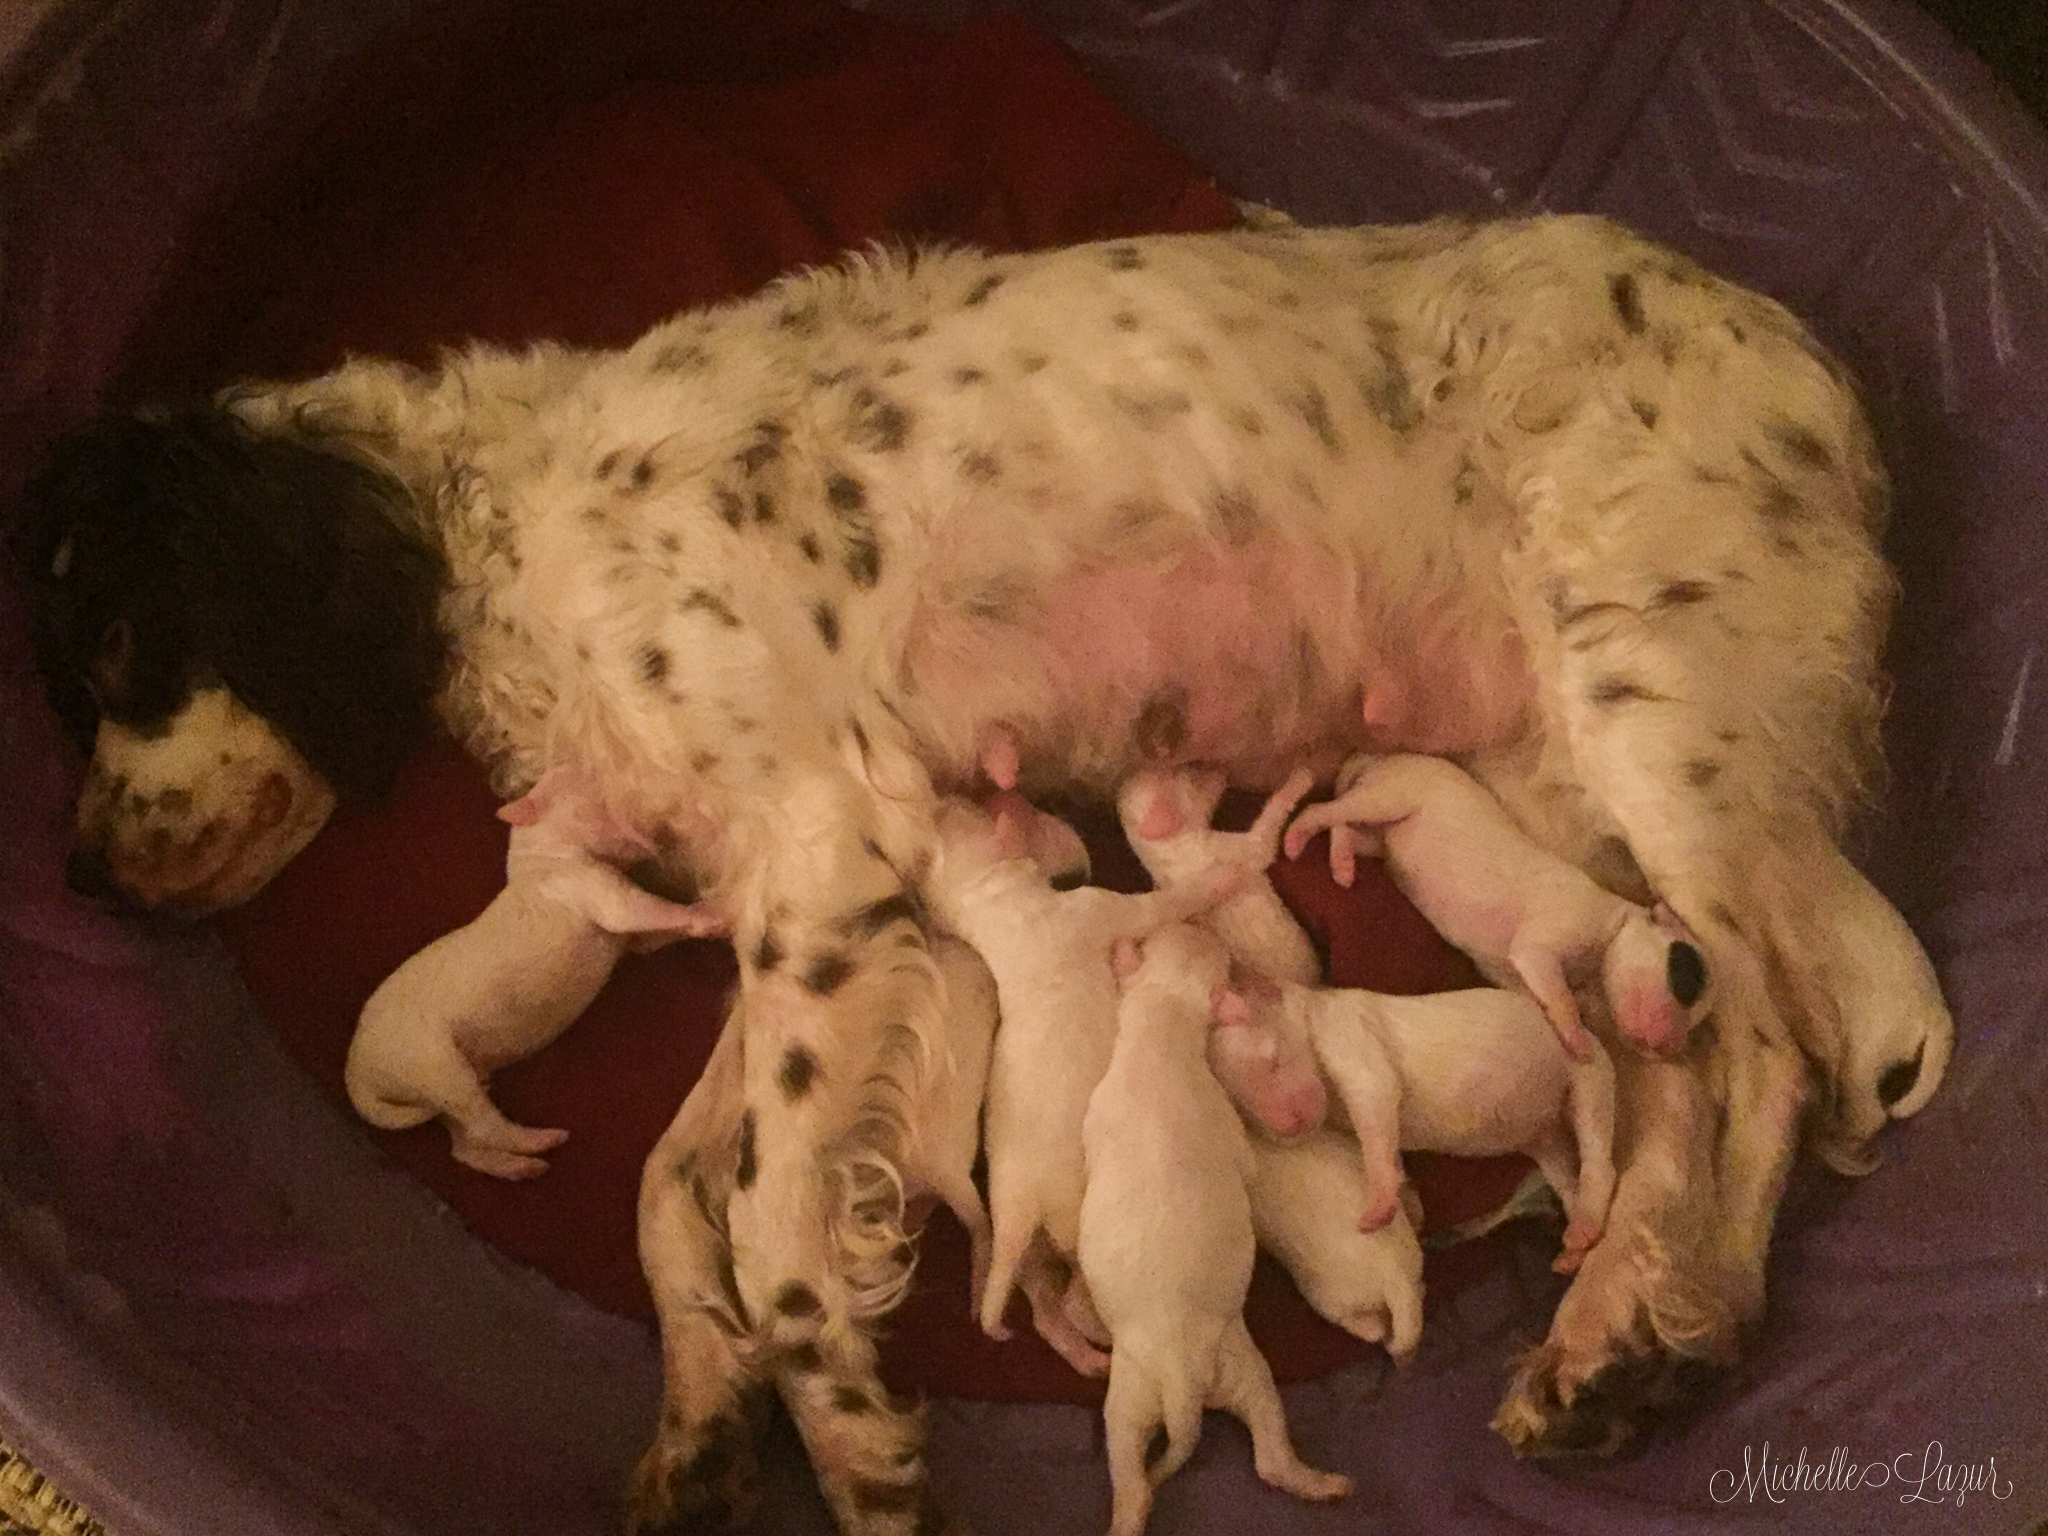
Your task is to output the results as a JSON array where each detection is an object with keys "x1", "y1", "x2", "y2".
[
  {"x1": 1285, "y1": 751, "x2": 1711, "y2": 1059},
  {"x1": 1118, "y1": 766, "x2": 1320, "y2": 985},
  {"x1": 1081, "y1": 924, "x2": 1350, "y2": 1536},
  {"x1": 345, "y1": 770, "x2": 726, "y2": 1178},
  {"x1": 1248, "y1": 1129, "x2": 1424, "y2": 1360},
  {"x1": 1286, "y1": 981, "x2": 1617, "y2": 1273},
  {"x1": 921, "y1": 793, "x2": 1238, "y2": 1375},
  {"x1": 907, "y1": 935, "x2": 1002, "y2": 1306},
  {"x1": 1119, "y1": 766, "x2": 1328, "y2": 1142}
]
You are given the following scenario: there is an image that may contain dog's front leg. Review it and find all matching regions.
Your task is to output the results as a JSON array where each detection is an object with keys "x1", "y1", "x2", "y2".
[
  {"x1": 629, "y1": 1008, "x2": 762, "y2": 1533},
  {"x1": 721, "y1": 766, "x2": 954, "y2": 1535}
]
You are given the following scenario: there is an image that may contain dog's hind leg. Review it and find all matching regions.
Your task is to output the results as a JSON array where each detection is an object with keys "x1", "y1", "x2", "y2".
[{"x1": 627, "y1": 1011, "x2": 763, "y2": 1533}]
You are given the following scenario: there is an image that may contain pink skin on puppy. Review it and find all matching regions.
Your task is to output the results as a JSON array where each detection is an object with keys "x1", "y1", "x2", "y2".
[
  {"x1": 1282, "y1": 980, "x2": 1617, "y2": 1273},
  {"x1": 1206, "y1": 969, "x2": 1328, "y2": 1142},
  {"x1": 921, "y1": 794, "x2": 1241, "y2": 1377},
  {"x1": 345, "y1": 768, "x2": 727, "y2": 1178},
  {"x1": 1284, "y1": 751, "x2": 1712, "y2": 1060}
]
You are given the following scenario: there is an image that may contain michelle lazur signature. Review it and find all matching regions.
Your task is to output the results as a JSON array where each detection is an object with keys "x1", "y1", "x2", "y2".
[{"x1": 1710, "y1": 1441, "x2": 2016, "y2": 1508}]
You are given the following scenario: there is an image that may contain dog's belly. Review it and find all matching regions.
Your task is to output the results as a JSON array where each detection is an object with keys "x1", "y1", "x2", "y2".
[{"x1": 899, "y1": 540, "x2": 1531, "y2": 793}]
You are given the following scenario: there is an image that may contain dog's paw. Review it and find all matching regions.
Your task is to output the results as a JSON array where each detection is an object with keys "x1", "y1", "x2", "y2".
[
  {"x1": 1494, "y1": 1338, "x2": 1729, "y2": 1458},
  {"x1": 625, "y1": 1405, "x2": 760, "y2": 1534}
]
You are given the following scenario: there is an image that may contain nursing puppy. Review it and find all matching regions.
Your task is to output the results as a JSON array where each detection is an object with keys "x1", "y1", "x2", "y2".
[
  {"x1": 1286, "y1": 751, "x2": 1711, "y2": 1059},
  {"x1": 920, "y1": 792, "x2": 1236, "y2": 1374},
  {"x1": 1278, "y1": 981, "x2": 1618, "y2": 1273},
  {"x1": 1248, "y1": 1128, "x2": 1425, "y2": 1359},
  {"x1": 1081, "y1": 924, "x2": 1350, "y2": 1536},
  {"x1": 345, "y1": 768, "x2": 726, "y2": 1178}
]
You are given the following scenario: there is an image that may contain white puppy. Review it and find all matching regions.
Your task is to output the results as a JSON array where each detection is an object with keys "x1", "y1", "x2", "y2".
[
  {"x1": 920, "y1": 792, "x2": 1236, "y2": 1375},
  {"x1": 1082, "y1": 924, "x2": 1350, "y2": 1536},
  {"x1": 1264, "y1": 981, "x2": 1616, "y2": 1273},
  {"x1": 1248, "y1": 1129, "x2": 1424, "y2": 1360},
  {"x1": 1285, "y1": 751, "x2": 1711, "y2": 1060},
  {"x1": 345, "y1": 770, "x2": 726, "y2": 1178},
  {"x1": 909, "y1": 935, "x2": 1001, "y2": 1306}
]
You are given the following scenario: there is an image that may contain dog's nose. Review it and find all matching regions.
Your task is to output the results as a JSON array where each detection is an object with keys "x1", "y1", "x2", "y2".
[
  {"x1": 1666, "y1": 940, "x2": 1707, "y2": 1008},
  {"x1": 64, "y1": 844, "x2": 123, "y2": 902}
]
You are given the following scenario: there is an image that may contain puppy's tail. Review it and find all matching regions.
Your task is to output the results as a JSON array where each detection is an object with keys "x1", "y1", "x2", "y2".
[{"x1": 977, "y1": 1183, "x2": 1038, "y2": 1339}]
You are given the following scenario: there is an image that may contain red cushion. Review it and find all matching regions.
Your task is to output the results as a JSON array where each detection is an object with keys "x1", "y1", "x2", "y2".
[{"x1": 200, "y1": 0, "x2": 1536, "y2": 1406}]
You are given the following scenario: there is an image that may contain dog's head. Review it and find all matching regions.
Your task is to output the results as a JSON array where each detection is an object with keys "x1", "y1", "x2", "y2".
[
  {"x1": 9, "y1": 406, "x2": 446, "y2": 913},
  {"x1": 1601, "y1": 901, "x2": 1714, "y2": 1056}
]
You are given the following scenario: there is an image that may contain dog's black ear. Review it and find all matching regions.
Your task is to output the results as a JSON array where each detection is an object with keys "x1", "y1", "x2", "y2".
[{"x1": 15, "y1": 406, "x2": 447, "y2": 797}]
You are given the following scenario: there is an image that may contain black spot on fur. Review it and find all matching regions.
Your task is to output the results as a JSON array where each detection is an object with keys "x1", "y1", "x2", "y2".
[
  {"x1": 1452, "y1": 454, "x2": 1478, "y2": 506},
  {"x1": 960, "y1": 449, "x2": 1001, "y2": 484},
  {"x1": 826, "y1": 473, "x2": 866, "y2": 512},
  {"x1": 1667, "y1": 942, "x2": 1707, "y2": 1008},
  {"x1": 852, "y1": 1480, "x2": 923, "y2": 1515},
  {"x1": 1104, "y1": 244, "x2": 1145, "y2": 271},
  {"x1": 652, "y1": 341, "x2": 709, "y2": 371},
  {"x1": 1765, "y1": 417, "x2": 1833, "y2": 473},
  {"x1": 953, "y1": 367, "x2": 986, "y2": 387},
  {"x1": 775, "y1": 1279, "x2": 823, "y2": 1316},
  {"x1": 736, "y1": 425, "x2": 785, "y2": 477},
  {"x1": 847, "y1": 890, "x2": 924, "y2": 938},
  {"x1": 848, "y1": 717, "x2": 871, "y2": 760},
  {"x1": 963, "y1": 273, "x2": 1005, "y2": 306},
  {"x1": 638, "y1": 645, "x2": 672, "y2": 686},
  {"x1": 1653, "y1": 578, "x2": 1713, "y2": 608},
  {"x1": 1877, "y1": 1043, "x2": 1924, "y2": 1109},
  {"x1": 690, "y1": 750, "x2": 719, "y2": 775},
  {"x1": 734, "y1": 1109, "x2": 757, "y2": 1189},
  {"x1": 596, "y1": 450, "x2": 620, "y2": 479},
  {"x1": 1111, "y1": 310, "x2": 1140, "y2": 332},
  {"x1": 752, "y1": 492, "x2": 776, "y2": 525},
  {"x1": 1587, "y1": 675, "x2": 1666, "y2": 706},
  {"x1": 799, "y1": 533, "x2": 823, "y2": 563},
  {"x1": 1725, "y1": 320, "x2": 1747, "y2": 345},
  {"x1": 813, "y1": 602, "x2": 841, "y2": 652},
  {"x1": 1143, "y1": 1425, "x2": 1171, "y2": 1469},
  {"x1": 629, "y1": 458, "x2": 655, "y2": 490},
  {"x1": 754, "y1": 930, "x2": 784, "y2": 973},
  {"x1": 1290, "y1": 384, "x2": 1342, "y2": 454},
  {"x1": 804, "y1": 951, "x2": 855, "y2": 996},
  {"x1": 1115, "y1": 387, "x2": 1192, "y2": 429},
  {"x1": 1133, "y1": 686, "x2": 1189, "y2": 760},
  {"x1": 1015, "y1": 351, "x2": 1048, "y2": 375},
  {"x1": 1212, "y1": 487, "x2": 1260, "y2": 544},
  {"x1": 850, "y1": 388, "x2": 913, "y2": 452},
  {"x1": 715, "y1": 488, "x2": 746, "y2": 529},
  {"x1": 844, "y1": 533, "x2": 881, "y2": 589},
  {"x1": 1683, "y1": 758, "x2": 1723, "y2": 789},
  {"x1": 1610, "y1": 272, "x2": 1647, "y2": 334},
  {"x1": 782, "y1": 1341, "x2": 824, "y2": 1374},
  {"x1": 1231, "y1": 405, "x2": 1265, "y2": 437},
  {"x1": 779, "y1": 1046, "x2": 820, "y2": 1100},
  {"x1": 1756, "y1": 479, "x2": 1810, "y2": 526},
  {"x1": 681, "y1": 589, "x2": 741, "y2": 628},
  {"x1": 1361, "y1": 320, "x2": 1421, "y2": 434},
  {"x1": 831, "y1": 1384, "x2": 873, "y2": 1413},
  {"x1": 658, "y1": 530, "x2": 681, "y2": 554},
  {"x1": 1631, "y1": 397, "x2": 1660, "y2": 430},
  {"x1": 776, "y1": 302, "x2": 822, "y2": 336}
]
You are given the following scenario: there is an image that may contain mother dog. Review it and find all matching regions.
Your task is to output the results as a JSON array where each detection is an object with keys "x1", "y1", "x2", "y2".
[{"x1": 14, "y1": 215, "x2": 1952, "y2": 1533}]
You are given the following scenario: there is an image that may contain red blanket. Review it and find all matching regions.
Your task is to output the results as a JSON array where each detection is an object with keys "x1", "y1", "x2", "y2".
[{"x1": 188, "y1": 0, "x2": 1537, "y2": 1406}]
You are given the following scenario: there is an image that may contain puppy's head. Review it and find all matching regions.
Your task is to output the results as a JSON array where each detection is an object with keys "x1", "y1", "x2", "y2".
[
  {"x1": 10, "y1": 406, "x2": 446, "y2": 912},
  {"x1": 1601, "y1": 902, "x2": 1714, "y2": 1056},
  {"x1": 1115, "y1": 765, "x2": 1226, "y2": 846}
]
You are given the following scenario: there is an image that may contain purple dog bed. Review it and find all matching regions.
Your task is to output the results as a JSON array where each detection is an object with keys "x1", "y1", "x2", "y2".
[{"x1": 2, "y1": 2, "x2": 2044, "y2": 1533}]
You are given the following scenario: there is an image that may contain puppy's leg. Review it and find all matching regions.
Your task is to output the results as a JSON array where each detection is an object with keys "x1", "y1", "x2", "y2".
[
  {"x1": 1101, "y1": 1354, "x2": 1165, "y2": 1536},
  {"x1": 628, "y1": 1013, "x2": 762, "y2": 1533},
  {"x1": 1560, "y1": 1039, "x2": 1618, "y2": 1268},
  {"x1": 1210, "y1": 1319, "x2": 1351, "y2": 1502},
  {"x1": 1019, "y1": 1246, "x2": 1111, "y2": 1378}
]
